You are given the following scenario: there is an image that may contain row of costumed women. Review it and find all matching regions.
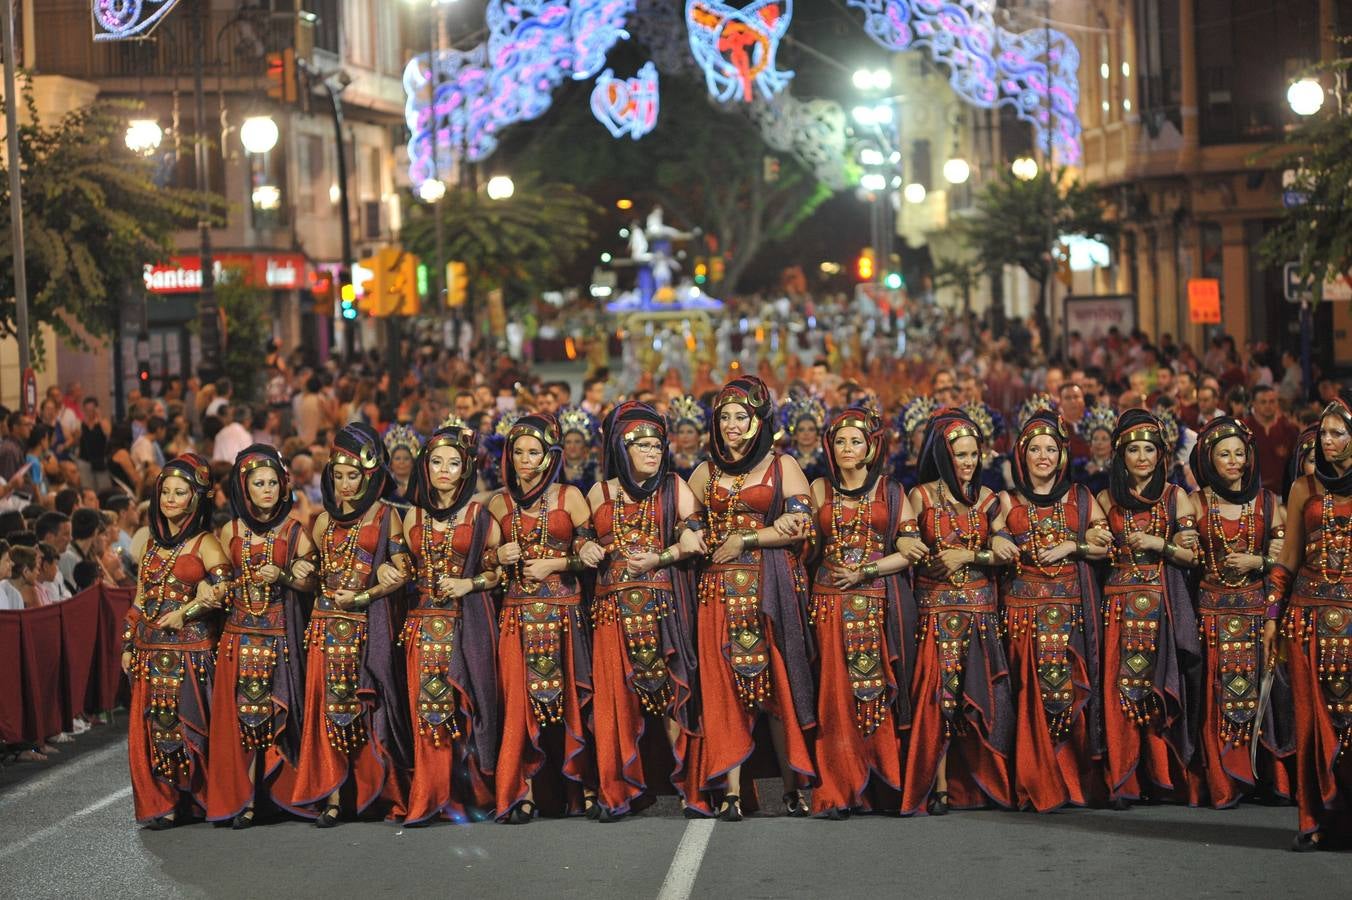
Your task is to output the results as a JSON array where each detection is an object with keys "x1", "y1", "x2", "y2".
[{"x1": 122, "y1": 377, "x2": 1352, "y2": 850}]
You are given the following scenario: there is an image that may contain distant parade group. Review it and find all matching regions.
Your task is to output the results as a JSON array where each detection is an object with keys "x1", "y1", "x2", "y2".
[{"x1": 122, "y1": 374, "x2": 1352, "y2": 852}]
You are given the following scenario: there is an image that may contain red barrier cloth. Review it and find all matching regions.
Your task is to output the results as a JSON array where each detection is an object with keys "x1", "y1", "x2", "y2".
[
  {"x1": 60, "y1": 589, "x2": 101, "y2": 720},
  {"x1": 95, "y1": 587, "x2": 133, "y2": 711},
  {"x1": 0, "y1": 613, "x2": 23, "y2": 743},
  {"x1": 19, "y1": 605, "x2": 65, "y2": 740}
]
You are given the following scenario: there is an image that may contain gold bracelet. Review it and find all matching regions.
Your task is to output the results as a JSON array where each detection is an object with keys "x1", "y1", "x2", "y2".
[
  {"x1": 471, "y1": 574, "x2": 489, "y2": 591},
  {"x1": 657, "y1": 547, "x2": 677, "y2": 567},
  {"x1": 741, "y1": 530, "x2": 760, "y2": 550},
  {"x1": 1076, "y1": 542, "x2": 1091, "y2": 557},
  {"x1": 352, "y1": 590, "x2": 372, "y2": 607},
  {"x1": 861, "y1": 562, "x2": 879, "y2": 579},
  {"x1": 974, "y1": 549, "x2": 994, "y2": 566}
]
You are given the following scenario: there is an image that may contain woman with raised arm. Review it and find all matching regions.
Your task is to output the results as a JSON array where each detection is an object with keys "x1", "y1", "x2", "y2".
[
  {"x1": 207, "y1": 445, "x2": 316, "y2": 829},
  {"x1": 996, "y1": 410, "x2": 1110, "y2": 812},
  {"x1": 1273, "y1": 397, "x2": 1352, "y2": 851},
  {"x1": 122, "y1": 452, "x2": 230, "y2": 828},
  {"x1": 401, "y1": 422, "x2": 502, "y2": 825},
  {"x1": 487, "y1": 413, "x2": 600, "y2": 824},
  {"x1": 1188, "y1": 416, "x2": 1290, "y2": 809},
  {"x1": 901, "y1": 409, "x2": 1016, "y2": 816},
  {"x1": 291, "y1": 423, "x2": 412, "y2": 827},
  {"x1": 686, "y1": 376, "x2": 817, "y2": 821},
  {"x1": 1096, "y1": 409, "x2": 1201, "y2": 809},
  {"x1": 584, "y1": 401, "x2": 703, "y2": 821},
  {"x1": 809, "y1": 407, "x2": 927, "y2": 818}
]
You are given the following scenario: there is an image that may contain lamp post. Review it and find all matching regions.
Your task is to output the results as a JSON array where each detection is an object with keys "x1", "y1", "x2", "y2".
[
  {"x1": 852, "y1": 67, "x2": 899, "y2": 291},
  {"x1": 1, "y1": 0, "x2": 30, "y2": 410},
  {"x1": 191, "y1": 0, "x2": 223, "y2": 382}
]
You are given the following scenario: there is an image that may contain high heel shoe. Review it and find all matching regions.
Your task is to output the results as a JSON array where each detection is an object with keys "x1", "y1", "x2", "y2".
[
  {"x1": 231, "y1": 808, "x2": 255, "y2": 830},
  {"x1": 717, "y1": 795, "x2": 743, "y2": 822},
  {"x1": 505, "y1": 800, "x2": 536, "y2": 825},
  {"x1": 782, "y1": 791, "x2": 809, "y2": 818},
  {"x1": 145, "y1": 814, "x2": 177, "y2": 831},
  {"x1": 315, "y1": 804, "x2": 341, "y2": 828},
  {"x1": 584, "y1": 795, "x2": 601, "y2": 820},
  {"x1": 927, "y1": 791, "x2": 949, "y2": 816},
  {"x1": 1291, "y1": 832, "x2": 1322, "y2": 853}
]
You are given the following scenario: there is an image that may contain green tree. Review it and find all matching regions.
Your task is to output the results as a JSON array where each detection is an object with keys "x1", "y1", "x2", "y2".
[
  {"x1": 0, "y1": 90, "x2": 209, "y2": 360},
  {"x1": 215, "y1": 267, "x2": 272, "y2": 404},
  {"x1": 1256, "y1": 59, "x2": 1352, "y2": 301},
  {"x1": 401, "y1": 178, "x2": 600, "y2": 306},
  {"x1": 961, "y1": 167, "x2": 1117, "y2": 337},
  {"x1": 932, "y1": 251, "x2": 985, "y2": 314}
]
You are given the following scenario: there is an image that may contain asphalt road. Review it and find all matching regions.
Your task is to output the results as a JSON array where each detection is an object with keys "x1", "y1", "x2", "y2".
[{"x1": 1, "y1": 724, "x2": 1344, "y2": 899}]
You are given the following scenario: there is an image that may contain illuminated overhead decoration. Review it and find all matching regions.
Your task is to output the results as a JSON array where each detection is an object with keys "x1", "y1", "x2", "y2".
[
  {"x1": 750, "y1": 94, "x2": 852, "y2": 190},
  {"x1": 685, "y1": 0, "x2": 794, "y2": 103},
  {"x1": 92, "y1": 0, "x2": 184, "y2": 40},
  {"x1": 846, "y1": 0, "x2": 1082, "y2": 164},
  {"x1": 591, "y1": 63, "x2": 660, "y2": 139},
  {"x1": 403, "y1": 45, "x2": 493, "y2": 185}
]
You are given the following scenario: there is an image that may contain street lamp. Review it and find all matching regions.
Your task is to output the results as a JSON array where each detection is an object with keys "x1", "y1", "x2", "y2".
[
  {"x1": 239, "y1": 115, "x2": 279, "y2": 154},
  {"x1": 1012, "y1": 156, "x2": 1039, "y2": 180},
  {"x1": 942, "y1": 157, "x2": 971, "y2": 185},
  {"x1": 903, "y1": 183, "x2": 927, "y2": 204},
  {"x1": 251, "y1": 185, "x2": 281, "y2": 210},
  {"x1": 852, "y1": 68, "x2": 892, "y2": 92},
  {"x1": 859, "y1": 147, "x2": 884, "y2": 166},
  {"x1": 418, "y1": 178, "x2": 447, "y2": 203},
  {"x1": 859, "y1": 172, "x2": 886, "y2": 191},
  {"x1": 1287, "y1": 78, "x2": 1325, "y2": 116},
  {"x1": 486, "y1": 175, "x2": 514, "y2": 200},
  {"x1": 125, "y1": 119, "x2": 163, "y2": 155},
  {"x1": 852, "y1": 104, "x2": 893, "y2": 126}
]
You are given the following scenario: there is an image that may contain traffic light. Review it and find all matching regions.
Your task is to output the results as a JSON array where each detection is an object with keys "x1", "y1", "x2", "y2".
[
  {"x1": 137, "y1": 360, "x2": 151, "y2": 386},
  {"x1": 446, "y1": 261, "x2": 467, "y2": 308},
  {"x1": 856, "y1": 248, "x2": 875, "y2": 282},
  {"x1": 694, "y1": 258, "x2": 708, "y2": 285},
  {"x1": 417, "y1": 263, "x2": 429, "y2": 300},
  {"x1": 351, "y1": 258, "x2": 377, "y2": 315},
  {"x1": 340, "y1": 277, "x2": 358, "y2": 320},
  {"x1": 311, "y1": 272, "x2": 334, "y2": 317},
  {"x1": 385, "y1": 249, "x2": 420, "y2": 316},
  {"x1": 709, "y1": 257, "x2": 725, "y2": 284},
  {"x1": 884, "y1": 272, "x2": 903, "y2": 290},
  {"x1": 266, "y1": 49, "x2": 298, "y2": 104}
]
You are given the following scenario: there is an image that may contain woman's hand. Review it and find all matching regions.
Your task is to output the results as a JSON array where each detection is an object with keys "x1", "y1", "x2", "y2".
[
  {"x1": 1086, "y1": 524, "x2": 1113, "y2": 547},
  {"x1": 829, "y1": 566, "x2": 864, "y2": 589},
  {"x1": 624, "y1": 549, "x2": 660, "y2": 576},
  {"x1": 679, "y1": 529, "x2": 708, "y2": 556},
  {"x1": 1036, "y1": 540, "x2": 1077, "y2": 565},
  {"x1": 895, "y1": 536, "x2": 928, "y2": 564},
  {"x1": 291, "y1": 559, "x2": 315, "y2": 581},
  {"x1": 1126, "y1": 531, "x2": 1166, "y2": 552},
  {"x1": 154, "y1": 609, "x2": 186, "y2": 631},
  {"x1": 934, "y1": 548, "x2": 972, "y2": 577},
  {"x1": 445, "y1": 577, "x2": 474, "y2": 599},
  {"x1": 522, "y1": 558, "x2": 562, "y2": 581},
  {"x1": 1263, "y1": 619, "x2": 1277, "y2": 667},
  {"x1": 711, "y1": 534, "x2": 745, "y2": 565},
  {"x1": 991, "y1": 536, "x2": 1020, "y2": 563},
  {"x1": 196, "y1": 581, "x2": 223, "y2": 609},
  {"x1": 497, "y1": 541, "x2": 523, "y2": 565},
  {"x1": 578, "y1": 541, "x2": 606, "y2": 568},
  {"x1": 333, "y1": 589, "x2": 358, "y2": 610},
  {"x1": 121, "y1": 651, "x2": 133, "y2": 675},
  {"x1": 773, "y1": 513, "x2": 807, "y2": 537},
  {"x1": 1174, "y1": 530, "x2": 1200, "y2": 550},
  {"x1": 1223, "y1": 552, "x2": 1265, "y2": 575},
  {"x1": 1268, "y1": 538, "x2": 1285, "y2": 559},
  {"x1": 257, "y1": 564, "x2": 282, "y2": 584},
  {"x1": 375, "y1": 563, "x2": 403, "y2": 589}
]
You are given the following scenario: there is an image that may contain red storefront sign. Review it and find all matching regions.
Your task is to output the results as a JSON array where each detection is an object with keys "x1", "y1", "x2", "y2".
[{"x1": 143, "y1": 252, "x2": 308, "y2": 294}]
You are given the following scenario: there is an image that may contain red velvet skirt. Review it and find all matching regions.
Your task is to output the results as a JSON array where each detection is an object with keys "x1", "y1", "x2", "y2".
[
  {"x1": 127, "y1": 646, "x2": 212, "y2": 823},
  {"x1": 1285, "y1": 602, "x2": 1352, "y2": 837}
]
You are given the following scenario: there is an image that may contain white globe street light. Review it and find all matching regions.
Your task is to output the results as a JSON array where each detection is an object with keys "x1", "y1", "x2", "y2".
[
  {"x1": 418, "y1": 179, "x2": 446, "y2": 202},
  {"x1": 125, "y1": 119, "x2": 163, "y2": 155},
  {"x1": 903, "y1": 183, "x2": 927, "y2": 204},
  {"x1": 942, "y1": 157, "x2": 971, "y2": 184},
  {"x1": 486, "y1": 174, "x2": 514, "y2": 200},
  {"x1": 240, "y1": 115, "x2": 279, "y2": 154},
  {"x1": 852, "y1": 68, "x2": 892, "y2": 91},
  {"x1": 1287, "y1": 78, "x2": 1325, "y2": 116},
  {"x1": 858, "y1": 147, "x2": 884, "y2": 166},
  {"x1": 859, "y1": 172, "x2": 886, "y2": 191},
  {"x1": 251, "y1": 185, "x2": 281, "y2": 210},
  {"x1": 1011, "y1": 156, "x2": 1039, "y2": 181}
]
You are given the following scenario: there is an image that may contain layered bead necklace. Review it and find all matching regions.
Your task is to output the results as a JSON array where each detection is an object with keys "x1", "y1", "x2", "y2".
[
  {"x1": 612, "y1": 487, "x2": 659, "y2": 552},
  {"x1": 1203, "y1": 489, "x2": 1257, "y2": 587},
  {"x1": 830, "y1": 484, "x2": 878, "y2": 568},
  {"x1": 1017, "y1": 498, "x2": 1071, "y2": 580},
  {"x1": 321, "y1": 515, "x2": 364, "y2": 600},
  {"x1": 1114, "y1": 497, "x2": 1168, "y2": 580},
  {"x1": 418, "y1": 511, "x2": 455, "y2": 605},
  {"x1": 138, "y1": 539, "x2": 190, "y2": 621},
  {"x1": 932, "y1": 485, "x2": 981, "y2": 586},
  {"x1": 1318, "y1": 491, "x2": 1352, "y2": 584},
  {"x1": 509, "y1": 487, "x2": 550, "y2": 589},
  {"x1": 703, "y1": 466, "x2": 750, "y2": 551},
  {"x1": 238, "y1": 525, "x2": 279, "y2": 616}
]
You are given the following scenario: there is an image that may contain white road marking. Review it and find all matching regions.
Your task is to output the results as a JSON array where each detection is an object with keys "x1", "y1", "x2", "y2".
[
  {"x1": 0, "y1": 785, "x2": 132, "y2": 861},
  {"x1": 0, "y1": 741, "x2": 126, "y2": 812},
  {"x1": 656, "y1": 818, "x2": 715, "y2": 900}
]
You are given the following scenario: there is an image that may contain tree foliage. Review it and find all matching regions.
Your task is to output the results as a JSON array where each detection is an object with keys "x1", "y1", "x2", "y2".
[
  {"x1": 961, "y1": 167, "x2": 1117, "y2": 326},
  {"x1": 1256, "y1": 58, "x2": 1352, "y2": 302},
  {"x1": 401, "y1": 178, "x2": 600, "y2": 304},
  {"x1": 931, "y1": 250, "x2": 984, "y2": 314},
  {"x1": 216, "y1": 267, "x2": 272, "y2": 404},
  {"x1": 0, "y1": 87, "x2": 210, "y2": 360}
]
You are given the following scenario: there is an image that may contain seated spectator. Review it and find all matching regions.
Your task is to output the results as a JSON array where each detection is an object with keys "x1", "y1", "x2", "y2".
[
  {"x1": 72, "y1": 559, "x2": 100, "y2": 593},
  {"x1": 8, "y1": 545, "x2": 39, "y2": 608},
  {"x1": 59, "y1": 507, "x2": 102, "y2": 592},
  {"x1": 53, "y1": 488, "x2": 80, "y2": 517},
  {"x1": 36, "y1": 542, "x2": 69, "y2": 606},
  {"x1": 0, "y1": 539, "x2": 21, "y2": 610}
]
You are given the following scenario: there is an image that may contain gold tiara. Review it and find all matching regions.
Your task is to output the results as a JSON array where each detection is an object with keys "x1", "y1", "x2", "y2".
[
  {"x1": 1115, "y1": 425, "x2": 1161, "y2": 449},
  {"x1": 621, "y1": 424, "x2": 663, "y2": 445},
  {"x1": 946, "y1": 424, "x2": 978, "y2": 443},
  {"x1": 1201, "y1": 422, "x2": 1248, "y2": 451},
  {"x1": 508, "y1": 424, "x2": 556, "y2": 449}
]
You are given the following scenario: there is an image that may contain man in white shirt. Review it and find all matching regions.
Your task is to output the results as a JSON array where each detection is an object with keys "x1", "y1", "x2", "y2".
[
  {"x1": 211, "y1": 405, "x2": 254, "y2": 464},
  {"x1": 130, "y1": 415, "x2": 166, "y2": 473}
]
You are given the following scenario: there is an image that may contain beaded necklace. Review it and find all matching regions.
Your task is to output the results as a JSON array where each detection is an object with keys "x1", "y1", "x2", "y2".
[
  {"x1": 321, "y1": 512, "x2": 364, "y2": 597},
  {"x1": 612, "y1": 485, "x2": 659, "y2": 551},
  {"x1": 418, "y1": 509, "x2": 455, "y2": 604},
  {"x1": 932, "y1": 484, "x2": 981, "y2": 586},
  {"x1": 1115, "y1": 493, "x2": 1169, "y2": 580},
  {"x1": 238, "y1": 524, "x2": 279, "y2": 616},
  {"x1": 1016, "y1": 496, "x2": 1071, "y2": 579},
  {"x1": 1203, "y1": 488, "x2": 1256, "y2": 587},
  {"x1": 830, "y1": 482, "x2": 877, "y2": 568},
  {"x1": 509, "y1": 485, "x2": 551, "y2": 588},
  {"x1": 137, "y1": 538, "x2": 190, "y2": 621},
  {"x1": 1318, "y1": 490, "x2": 1352, "y2": 584},
  {"x1": 703, "y1": 465, "x2": 750, "y2": 551}
]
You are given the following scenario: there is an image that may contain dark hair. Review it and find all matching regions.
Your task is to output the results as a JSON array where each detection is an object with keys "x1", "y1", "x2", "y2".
[
  {"x1": 101, "y1": 492, "x2": 133, "y2": 514},
  {"x1": 54, "y1": 488, "x2": 80, "y2": 517},
  {"x1": 73, "y1": 560, "x2": 101, "y2": 592},
  {"x1": 35, "y1": 511, "x2": 70, "y2": 541},
  {"x1": 9, "y1": 545, "x2": 37, "y2": 577},
  {"x1": 37, "y1": 541, "x2": 59, "y2": 564},
  {"x1": 1251, "y1": 384, "x2": 1276, "y2": 400},
  {"x1": 7, "y1": 530, "x2": 37, "y2": 548},
  {"x1": 26, "y1": 422, "x2": 50, "y2": 451},
  {"x1": 71, "y1": 507, "x2": 103, "y2": 541},
  {"x1": 0, "y1": 510, "x2": 23, "y2": 537},
  {"x1": 147, "y1": 415, "x2": 167, "y2": 434},
  {"x1": 7, "y1": 410, "x2": 28, "y2": 431}
]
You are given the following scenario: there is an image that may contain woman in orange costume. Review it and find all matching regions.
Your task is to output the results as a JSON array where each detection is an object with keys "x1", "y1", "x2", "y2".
[
  {"x1": 207, "y1": 444, "x2": 316, "y2": 828},
  {"x1": 583, "y1": 401, "x2": 703, "y2": 821},
  {"x1": 291, "y1": 423, "x2": 412, "y2": 827},
  {"x1": 1096, "y1": 409, "x2": 1200, "y2": 809},
  {"x1": 902, "y1": 408, "x2": 1016, "y2": 816},
  {"x1": 1188, "y1": 416, "x2": 1291, "y2": 809},
  {"x1": 686, "y1": 376, "x2": 817, "y2": 821},
  {"x1": 487, "y1": 413, "x2": 600, "y2": 823},
  {"x1": 402, "y1": 421, "x2": 502, "y2": 825},
  {"x1": 122, "y1": 452, "x2": 231, "y2": 828},
  {"x1": 809, "y1": 407, "x2": 927, "y2": 818},
  {"x1": 995, "y1": 410, "x2": 1110, "y2": 812},
  {"x1": 1274, "y1": 397, "x2": 1352, "y2": 851}
]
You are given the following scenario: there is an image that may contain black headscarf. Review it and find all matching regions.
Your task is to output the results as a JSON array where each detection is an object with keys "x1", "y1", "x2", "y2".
[
  {"x1": 1011, "y1": 410, "x2": 1072, "y2": 507},
  {"x1": 917, "y1": 408, "x2": 983, "y2": 506},
  {"x1": 1109, "y1": 408, "x2": 1168, "y2": 512},
  {"x1": 503, "y1": 413, "x2": 563, "y2": 509},
  {"x1": 823, "y1": 406, "x2": 888, "y2": 499},
  {"x1": 227, "y1": 444, "x2": 294, "y2": 533},
  {"x1": 602, "y1": 401, "x2": 668, "y2": 501},
  {"x1": 1189, "y1": 416, "x2": 1260, "y2": 504},
  {"x1": 149, "y1": 451, "x2": 215, "y2": 549},
  {"x1": 709, "y1": 376, "x2": 776, "y2": 475},
  {"x1": 1315, "y1": 397, "x2": 1352, "y2": 496},
  {"x1": 1289, "y1": 422, "x2": 1319, "y2": 489},
  {"x1": 322, "y1": 422, "x2": 392, "y2": 524},
  {"x1": 410, "y1": 424, "x2": 478, "y2": 522}
]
